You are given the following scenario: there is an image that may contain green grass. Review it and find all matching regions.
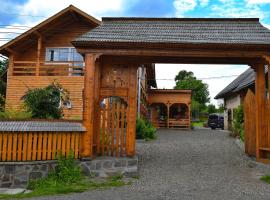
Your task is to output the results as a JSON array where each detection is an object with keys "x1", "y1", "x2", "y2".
[
  {"x1": 0, "y1": 176, "x2": 128, "y2": 199},
  {"x1": 261, "y1": 175, "x2": 270, "y2": 184},
  {"x1": 192, "y1": 121, "x2": 205, "y2": 127}
]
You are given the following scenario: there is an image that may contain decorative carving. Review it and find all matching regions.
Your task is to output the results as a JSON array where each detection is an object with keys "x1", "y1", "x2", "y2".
[{"x1": 101, "y1": 63, "x2": 129, "y2": 88}]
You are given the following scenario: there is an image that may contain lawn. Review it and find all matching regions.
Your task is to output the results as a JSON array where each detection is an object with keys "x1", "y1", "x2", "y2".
[
  {"x1": 0, "y1": 176, "x2": 129, "y2": 199},
  {"x1": 192, "y1": 121, "x2": 205, "y2": 127}
]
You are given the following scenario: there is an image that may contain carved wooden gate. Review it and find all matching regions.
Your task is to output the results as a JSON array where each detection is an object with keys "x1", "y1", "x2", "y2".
[{"x1": 96, "y1": 97, "x2": 127, "y2": 156}]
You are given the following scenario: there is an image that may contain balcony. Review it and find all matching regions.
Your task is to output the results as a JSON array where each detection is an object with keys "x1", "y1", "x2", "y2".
[{"x1": 12, "y1": 61, "x2": 84, "y2": 76}]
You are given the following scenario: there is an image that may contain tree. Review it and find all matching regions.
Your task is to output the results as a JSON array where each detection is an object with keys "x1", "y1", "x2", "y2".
[
  {"x1": 22, "y1": 81, "x2": 69, "y2": 119},
  {"x1": 174, "y1": 70, "x2": 210, "y2": 105},
  {"x1": 207, "y1": 104, "x2": 216, "y2": 114}
]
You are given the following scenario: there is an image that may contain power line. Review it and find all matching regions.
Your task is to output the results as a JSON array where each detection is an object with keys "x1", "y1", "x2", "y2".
[
  {"x1": 147, "y1": 75, "x2": 240, "y2": 81},
  {"x1": 0, "y1": 12, "x2": 46, "y2": 18}
]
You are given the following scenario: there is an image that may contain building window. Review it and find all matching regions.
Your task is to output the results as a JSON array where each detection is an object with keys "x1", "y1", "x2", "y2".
[{"x1": 45, "y1": 47, "x2": 83, "y2": 62}]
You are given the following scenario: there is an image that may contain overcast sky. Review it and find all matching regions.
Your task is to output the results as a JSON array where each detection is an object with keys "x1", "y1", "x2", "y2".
[{"x1": 0, "y1": 0, "x2": 269, "y2": 105}]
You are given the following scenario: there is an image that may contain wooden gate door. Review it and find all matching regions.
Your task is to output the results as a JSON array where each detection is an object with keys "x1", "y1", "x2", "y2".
[
  {"x1": 244, "y1": 89, "x2": 256, "y2": 156},
  {"x1": 96, "y1": 97, "x2": 127, "y2": 156}
]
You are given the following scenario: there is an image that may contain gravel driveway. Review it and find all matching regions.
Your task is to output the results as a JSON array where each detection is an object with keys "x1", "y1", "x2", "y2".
[{"x1": 35, "y1": 129, "x2": 270, "y2": 200}]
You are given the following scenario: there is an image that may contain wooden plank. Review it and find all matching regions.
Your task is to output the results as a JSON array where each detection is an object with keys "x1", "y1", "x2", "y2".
[
  {"x1": 47, "y1": 132, "x2": 52, "y2": 160},
  {"x1": 52, "y1": 133, "x2": 57, "y2": 159},
  {"x1": 61, "y1": 133, "x2": 66, "y2": 156},
  {"x1": 57, "y1": 133, "x2": 62, "y2": 158},
  {"x1": 74, "y1": 133, "x2": 79, "y2": 159},
  {"x1": 66, "y1": 132, "x2": 71, "y2": 155},
  {"x1": 42, "y1": 133, "x2": 48, "y2": 160},
  {"x1": 115, "y1": 102, "x2": 120, "y2": 157},
  {"x1": 17, "y1": 133, "x2": 23, "y2": 161},
  {"x1": 107, "y1": 106, "x2": 112, "y2": 156},
  {"x1": 71, "y1": 133, "x2": 75, "y2": 154},
  {"x1": 2, "y1": 133, "x2": 7, "y2": 161},
  {"x1": 120, "y1": 104, "x2": 125, "y2": 156},
  {"x1": 111, "y1": 101, "x2": 116, "y2": 156},
  {"x1": 22, "y1": 133, "x2": 28, "y2": 161},
  {"x1": 0, "y1": 133, "x2": 2, "y2": 161},
  {"x1": 7, "y1": 133, "x2": 13, "y2": 161},
  {"x1": 32, "y1": 132, "x2": 38, "y2": 160},
  {"x1": 101, "y1": 108, "x2": 105, "y2": 155},
  {"x1": 27, "y1": 132, "x2": 33, "y2": 161},
  {"x1": 12, "y1": 133, "x2": 17, "y2": 161},
  {"x1": 37, "y1": 132, "x2": 43, "y2": 160}
]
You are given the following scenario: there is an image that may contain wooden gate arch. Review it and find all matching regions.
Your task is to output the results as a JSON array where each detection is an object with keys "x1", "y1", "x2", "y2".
[{"x1": 96, "y1": 96, "x2": 128, "y2": 156}]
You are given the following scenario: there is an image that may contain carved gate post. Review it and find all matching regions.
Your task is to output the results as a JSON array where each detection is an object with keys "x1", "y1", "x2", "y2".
[
  {"x1": 254, "y1": 63, "x2": 266, "y2": 160},
  {"x1": 126, "y1": 65, "x2": 138, "y2": 157},
  {"x1": 81, "y1": 53, "x2": 100, "y2": 159}
]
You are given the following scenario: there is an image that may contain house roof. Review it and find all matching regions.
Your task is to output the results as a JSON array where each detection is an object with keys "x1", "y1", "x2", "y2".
[
  {"x1": 215, "y1": 68, "x2": 255, "y2": 99},
  {"x1": 0, "y1": 5, "x2": 100, "y2": 56},
  {"x1": 73, "y1": 18, "x2": 270, "y2": 47},
  {"x1": 0, "y1": 121, "x2": 86, "y2": 132}
]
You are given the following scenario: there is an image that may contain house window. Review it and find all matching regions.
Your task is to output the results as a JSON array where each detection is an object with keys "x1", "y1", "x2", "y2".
[{"x1": 45, "y1": 47, "x2": 83, "y2": 62}]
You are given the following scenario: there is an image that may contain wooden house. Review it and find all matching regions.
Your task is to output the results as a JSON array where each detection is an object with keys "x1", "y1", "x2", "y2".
[{"x1": 1, "y1": 5, "x2": 270, "y2": 164}]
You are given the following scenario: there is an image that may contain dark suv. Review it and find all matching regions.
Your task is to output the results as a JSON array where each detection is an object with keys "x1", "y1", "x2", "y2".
[{"x1": 208, "y1": 113, "x2": 224, "y2": 130}]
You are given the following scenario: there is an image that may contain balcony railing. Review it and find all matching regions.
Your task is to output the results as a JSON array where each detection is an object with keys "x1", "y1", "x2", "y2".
[{"x1": 12, "y1": 61, "x2": 84, "y2": 76}]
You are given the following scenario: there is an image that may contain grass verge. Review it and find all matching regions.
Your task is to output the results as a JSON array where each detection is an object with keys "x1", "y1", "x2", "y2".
[
  {"x1": 261, "y1": 175, "x2": 270, "y2": 184},
  {"x1": 192, "y1": 121, "x2": 205, "y2": 127},
  {"x1": 0, "y1": 176, "x2": 128, "y2": 199}
]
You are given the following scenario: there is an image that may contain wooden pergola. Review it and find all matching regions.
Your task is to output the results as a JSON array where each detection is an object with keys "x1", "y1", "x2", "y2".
[
  {"x1": 72, "y1": 17, "x2": 270, "y2": 162},
  {"x1": 148, "y1": 89, "x2": 191, "y2": 129}
]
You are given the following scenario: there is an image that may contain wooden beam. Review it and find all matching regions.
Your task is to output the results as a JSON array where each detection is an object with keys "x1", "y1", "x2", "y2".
[
  {"x1": 5, "y1": 47, "x2": 16, "y2": 55},
  {"x1": 36, "y1": 36, "x2": 42, "y2": 76},
  {"x1": 7, "y1": 54, "x2": 14, "y2": 77},
  {"x1": 81, "y1": 53, "x2": 100, "y2": 159},
  {"x1": 254, "y1": 63, "x2": 267, "y2": 159},
  {"x1": 77, "y1": 48, "x2": 269, "y2": 59}
]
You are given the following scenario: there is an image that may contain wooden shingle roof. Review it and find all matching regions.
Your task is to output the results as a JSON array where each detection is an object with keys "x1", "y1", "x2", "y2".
[
  {"x1": 73, "y1": 18, "x2": 270, "y2": 46},
  {"x1": 0, "y1": 121, "x2": 85, "y2": 132}
]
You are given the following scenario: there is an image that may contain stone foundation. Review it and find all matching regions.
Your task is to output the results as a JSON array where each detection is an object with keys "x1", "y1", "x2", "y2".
[{"x1": 0, "y1": 157, "x2": 138, "y2": 188}]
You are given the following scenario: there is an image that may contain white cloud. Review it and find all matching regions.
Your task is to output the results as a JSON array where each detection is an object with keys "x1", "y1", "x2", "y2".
[
  {"x1": 173, "y1": 0, "x2": 197, "y2": 17},
  {"x1": 199, "y1": 0, "x2": 209, "y2": 7},
  {"x1": 210, "y1": 0, "x2": 266, "y2": 19},
  {"x1": 247, "y1": 0, "x2": 270, "y2": 4}
]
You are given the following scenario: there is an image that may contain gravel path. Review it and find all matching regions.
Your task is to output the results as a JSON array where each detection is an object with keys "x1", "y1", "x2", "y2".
[{"x1": 35, "y1": 129, "x2": 270, "y2": 200}]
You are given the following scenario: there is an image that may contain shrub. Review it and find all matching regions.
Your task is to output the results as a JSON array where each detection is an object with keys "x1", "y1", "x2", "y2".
[
  {"x1": 232, "y1": 105, "x2": 244, "y2": 141},
  {"x1": 22, "y1": 81, "x2": 69, "y2": 119},
  {"x1": 136, "y1": 118, "x2": 157, "y2": 140},
  {"x1": 28, "y1": 151, "x2": 81, "y2": 190},
  {"x1": 0, "y1": 108, "x2": 32, "y2": 119}
]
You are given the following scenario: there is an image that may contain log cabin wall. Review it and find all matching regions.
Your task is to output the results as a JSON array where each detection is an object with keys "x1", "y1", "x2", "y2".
[
  {"x1": 5, "y1": 18, "x2": 95, "y2": 120},
  {"x1": 6, "y1": 76, "x2": 84, "y2": 119}
]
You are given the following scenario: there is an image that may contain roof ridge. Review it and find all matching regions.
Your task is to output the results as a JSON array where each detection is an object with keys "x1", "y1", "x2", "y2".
[{"x1": 102, "y1": 17, "x2": 260, "y2": 22}]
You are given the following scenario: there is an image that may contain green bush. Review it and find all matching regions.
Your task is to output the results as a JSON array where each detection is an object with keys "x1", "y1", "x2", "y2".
[
  {"x1": 22, "y1": 81, "x2": 69, "y2": 119},
  {"x1": 0, "y1": 108, "x2": 32, "y2": 119},
  {"x1": 28, "y1": 151, "x2": 81, "y2": 190},
  {"x1": 136, "y1": 118, "x2": 157, "y2": 140},
  {"x1": 232, "y1": 105, "x2": 244, "y2": 141}
]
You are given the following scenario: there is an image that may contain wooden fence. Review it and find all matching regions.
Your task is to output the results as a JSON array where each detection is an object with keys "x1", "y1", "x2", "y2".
[
  {"x1": 0, "y1": 131, "x2": 81, "y2": 162},
  {"x1": 244, "y1": 89, "x2": 256, "y2": 156},
  {"x1": 13, "y1": 61, "x2": 84, "y2": 76}
]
